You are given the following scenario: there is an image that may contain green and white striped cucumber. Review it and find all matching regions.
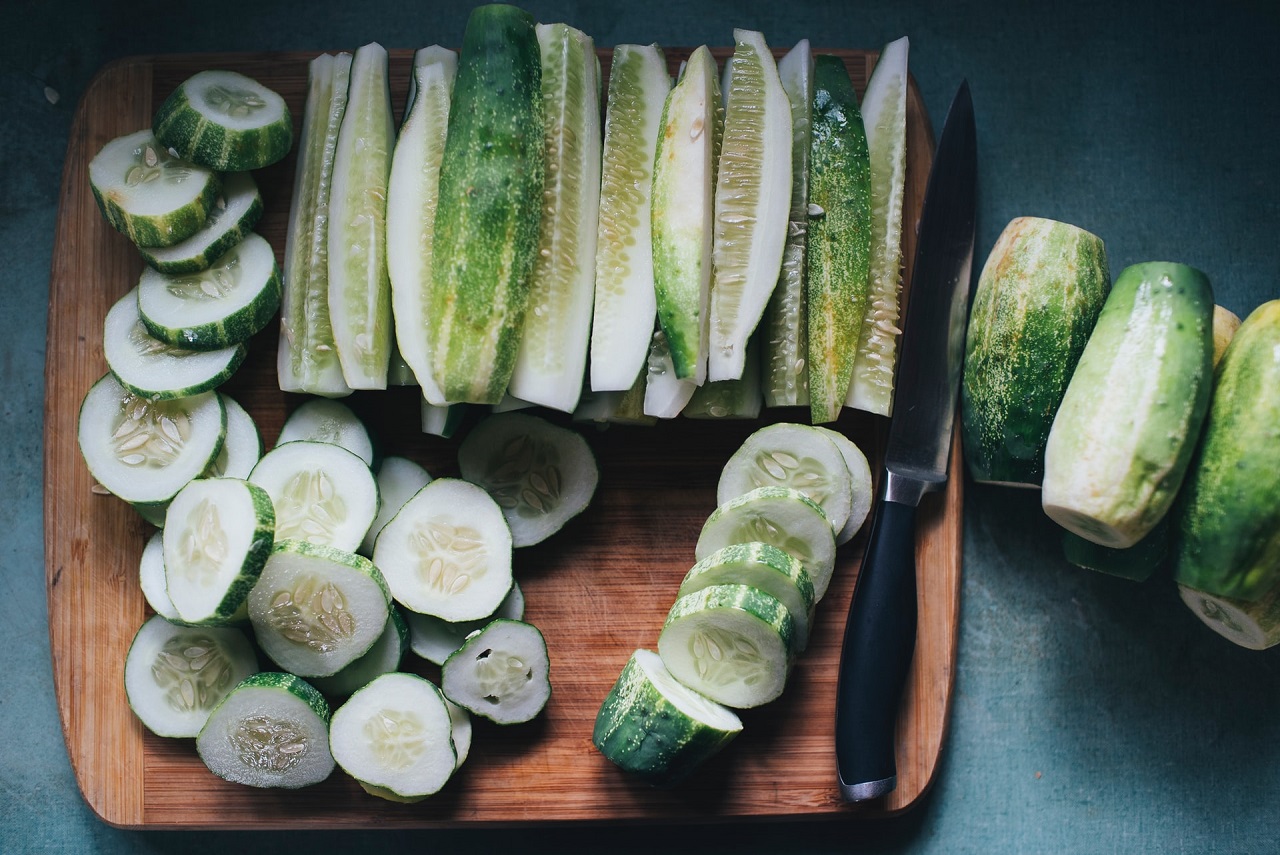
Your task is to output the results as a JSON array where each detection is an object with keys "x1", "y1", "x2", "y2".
[
  {"x1": 89, "y1": 130, "x2": 220, "y2": 248},
  {"x1": 311, "y1": 607, "x2": 409, "y2": 697},
  {"x1": 1062, "y1": 518, "x2": 1170, "y2": 582},
  {"x1": 124, "y1": 614, "x2": 258, "y2": 738},
  {"x1": 196, "y1": 672, "x2": 334, "y2": 789},
  {"x1": 137, "y1": 171, "x2": 263, "y2": 274},
  {"x1": 683, "y1": 334, "x2": 762, "y2": 419},
  {"x1": 162, "y1": 476, "x2": 276, "y2": 626},
  {"x1": 278, "y1": 52, "x2": 353, "y2": 398},
  {"x1": 429, "y1": 4, "x2": 544, "y2": 404},
  {"x1": 961, "y1": 217, "x2": 1111, "y2": 487},
  {"x1": 421, "y1": 400, "x2": 468, "y2": 439},
  {"x1": 405, "y1": 582, "x2": 524, "y2": 666},
  {"x1": 248, "y1": 540, "x2": 391, "y2": 677},
  {"x1": 328, "y1": 42, "x2": 395, "y2": 390},
  {"x1": 593, "y1": 648, "x2": 742, "y2": 786},
  {"x1": 1212, "y1": 304, "x2": 1242, "y2": 368},
  {"x1": 104, "y1": 287, "x2": 245, "y2": 400},
  {"x1": 387, "y1": 47, "x2": 457, "y2": 405},
  {"x1": 137, "y1": 231, "x2": 282, "y2": 351},
  {"x1": 441, "y1": 618, "x2": 550, "y2": 724},
  {"x1": 814, "y1": 426, "x2": 873, "y2": 546},
  {"x1": 590, "y1": 43, "x2": 670, "y2": 393},
  {"x1": 762, "y1": 39, "x2": 814, "y2": 408},
  {"x1": 507, "y1": 22, "x2": 602, "y2": 413},
  {"x1": 360, "y1": 455, "x2": 432, "y2": 556},
  {"x1": 652, "y1": 45, "x2": 718, "y2": 383},
  {"x1": 153, "y1": 69, "x2": 292, "y2": 171},
  {"x1": 845, "y1": 36, "x2": 911, "y2": 416},
  {"x1": 1179, "y1": 582, "x2": 1280, "y2": 651},
  {"x1": 658, "y1": 583, "x2": 793, "y2": 709},
  {"x1": 277, "y1": 397, "x2": 376, "y2": 467},
  {"x1": 1042, "y1": 262, "x2": 1214, "y2": 548},
  {"x1": 643, "y1": 328, "x2": 697, "y2": 418},
  {"x1": 206, "y1": 392, "x2": 263, "y2": 481},
  {"x1": 679, "y1": 542, "x2": 815, "y2": 653},
  {"x1": 806, "y1": 55, "x2": 871, "y2": 424},
  {"x1": 1172, "y1": 300, "x2": 1280, "y2": 601},
  {"x1": 707, "y1": 29, "x2": 791, "y2": 383},
  {"x1": 249, "y1": 440, "x2": 379, "y2": 553}
]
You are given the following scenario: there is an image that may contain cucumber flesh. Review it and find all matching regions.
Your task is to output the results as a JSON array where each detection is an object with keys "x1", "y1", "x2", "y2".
[
  {"x1": 813, "y1": 426, "x2": 873, "y2": 545},
  {"x1": 153, "y1": 69, "x2": 293, "y2": 171},
  {"x1": 277, "y1": 398, "x2": 376, "y2": 467},
  {"x1": 249, "y1": 440, "x2": 379, "y2": 553},
  {"x1": 361, "y1": 456, "x2": 432, "y2": 556},
  {"x1": 138, "y1": 171, "x2": 264, "y2": 274},
  {"x1": 311, "y1": 608, "x2": 409, "y2": 697},
  {"x1": 421, "y1": 400, "x2": 468, "y2": 439},
  {"x1": 405, "y1": 581, "x2": 525, "y2": 666},
  {"x1": 206, "y1": 392, "x2": 263, "y2": 480},
  {"x1": 683, "y1": 334, "x2": 762, "y2": 419},
  {"x1": 1179, "y1": 583, "x2": 1280, "y2": 651},
  {"x1": 138, "y1": 530, "x2": 184, "y2": 623},
  {"x1": 446, "y1": 698, "x2": 473, "y2": 769},
  {"x1": 643, "y1": 328, "x2": 697, "y2": 419},
  {"x1": 441, "y1": 619, "x2": 551, "y2": 724}
]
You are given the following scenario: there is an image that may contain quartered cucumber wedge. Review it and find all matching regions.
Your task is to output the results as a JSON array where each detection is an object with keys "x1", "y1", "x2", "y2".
[
  {"x1": 154, "y1": 69, "x2": 293, "y2": 171},
  {"x1": 441, "y1": 618, "x2": 551, "y2": 724},
  {"x1": 137, "y1": 171, "x2": 264, "y2": 274},
  {"x1": 249, "y1": 440, "x2": 379, "y2": 553}
]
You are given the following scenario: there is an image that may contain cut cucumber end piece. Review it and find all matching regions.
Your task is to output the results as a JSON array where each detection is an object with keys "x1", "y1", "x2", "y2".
[
  {"x1": 138, "y1": 171, "x2": 264, "y2": 274},
  {"x1": 310, "y1": 607, "x2": 409, "y2": 698},
  {"x1": 441, "y1": 619, "x2": 551, "y2": 724}
]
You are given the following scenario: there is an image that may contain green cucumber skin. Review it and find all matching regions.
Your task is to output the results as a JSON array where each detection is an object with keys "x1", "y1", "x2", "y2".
[
  {"x1": 430, "y1": 4, "x2": 544, "y2": 404},
  {"x1": 1042, "y1": 262, "x2": 1214, "y2": 547},
  {"x1": 1061, "y1": 517, "x2": 1170, "y2": 582},
  {"x1": 153, "y1": 79, "x2": 293, "y2": 172},
  {"x1": 92, "y1": 169, "x2": 220, "y2": 250},
  {"x1": 1173, "y1": 300, "x2": 1280, "y2": 600},
  {"x1": 138, "y1": 181, "x2": 265, "y2": 275},
  {"x1": 224, "y1": 672, "x2": 332, "y2": 724},
  {"x1": 141, "y1": 260, "x2": 283, "y2": 352},
  {"x1": 961, "y1": 216, "x2": 1110, "y2": 486}
]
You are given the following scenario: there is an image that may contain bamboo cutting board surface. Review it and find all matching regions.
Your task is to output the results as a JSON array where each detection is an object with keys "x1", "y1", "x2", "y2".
[{"x1": 44, "y1": 47, "x2": 958, "y2": 829}]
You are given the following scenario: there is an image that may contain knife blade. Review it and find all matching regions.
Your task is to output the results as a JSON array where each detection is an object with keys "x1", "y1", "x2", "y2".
[{"x1": 835, "y1": 79, "x2": 977, "y2": 803}]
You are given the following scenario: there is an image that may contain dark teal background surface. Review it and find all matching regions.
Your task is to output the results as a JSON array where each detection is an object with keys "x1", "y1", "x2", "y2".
[{"x1": 6, "y1": 1, "x2": 1279, "y2": 851}]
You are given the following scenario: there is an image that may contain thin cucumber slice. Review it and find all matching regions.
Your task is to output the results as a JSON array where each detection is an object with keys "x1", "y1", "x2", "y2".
[
  {"x1": 328, "y1": 42, "x2": 395, "y2": 390},
  {"x1": 249, "y1": 440, "x2": 379, "y2": 552},
  {"x1": 196, "y1": 672, "x2": 334, "y2": 789},
  {"x1": 421, "y1": 400, "x2": 468, "y2": 439},
  {"x1": 762, "y1": 40, "x2": 814, "y2": 408},
  {"x1": 163, "y1": 476, "x2": 276, "y2": 626},
  {"x1": 139, "y1": 530, "x2": 185, "y2": 623},
  {"x1": 1179, "y1": 583, "x2": 1280, "y2": 651},
  {"x1": 658, "y1": 583, "x2": 793, "y2": 709},
  {"x1": 137, "y1": 231, "x2": 282, "y2": 351},
  {"x1": 137, "y1": 172, "x2": 264, "y2": 274},
  {"x1": 457, "y1": 412, "x2": 599, "y2": 547},
  {"x1": 845, "y1": 37, "x2": 910, "y2": 416},
  {"x1": 707, "y1": 29, "x2": 791, "y2": 382},
  {"x1": 277, "y1": 398, "x2": 376, "y2": 467},
  {"x1": 311, "y1": 608, "x2": 409, "y2": 697},
  {"x1": 124, "y1": 614, "x2": 258, "y2": 738},
  {"x1": 590, "y1": 44, "x2": 670, "y2": 393},
  {"x1": 373, "y1": 478, "x2": 513, "y2": 621},
  {"x1": 446, "y1": 699, "x2": 472, "y2": 769},
  {"x1": 206, "y1": 392, "x2": 264, "y2": 480},
  {"x1": 104, "y1": 287, "x2": 246, "y2": 400},
  {"x1": 643, "y1": 328, "x2": 697, "y2": 419},
  {"x1": 153, "y1": 69, "x2": 292, "y2": 171},
  {"x1": 813, "y1": 426, "x2": 873, "y2": 545},
  {"x1": 360, "y1": 456, "x2": 432, "y2": 556},
  {"x1": 593, "y1": 648, "x2": 742, "y2": 786},
  {"x1": 279, "y1": 52, "x2": 353, "y2": 398},
  {"x1": 405, "y1": 581, "x2": 525, "y2": 666},
  {"x1": 89, "y1": 129, "x2": 220, "y2": 248},
  {"x1": 683, "y1": 333, "x2": 762, "y2": 419},
  {"x1": 248, "y1": 540, "x2": 392, "y2": 678},
  {"x1": 695, "y1": 485, "x2": 837, "y2": 601},
  {"x1": 507, "y1": 23, "x2": 602, "y2": 413},
  {"x1": 441, "y1": 619, "x2": 550, "y2": 724},
  {"x1": 679, "y1": 542, "x2": 814, "y2": 653},
  {"x1": 330, "y1": 672, "x2": 456, "y2": 801}
]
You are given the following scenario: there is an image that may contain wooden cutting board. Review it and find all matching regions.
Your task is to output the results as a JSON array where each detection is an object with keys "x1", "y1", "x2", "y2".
[{"x1": 44, "y1": 46, "x2": 958, "y2": 829}]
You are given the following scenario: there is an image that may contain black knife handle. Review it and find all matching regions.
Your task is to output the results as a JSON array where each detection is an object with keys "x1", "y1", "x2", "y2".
[{"x1": 835, "y1": 496, "x2": 918, "y2": 802}]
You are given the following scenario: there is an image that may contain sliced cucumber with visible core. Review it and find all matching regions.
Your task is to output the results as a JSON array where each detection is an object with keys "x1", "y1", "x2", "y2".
[
  {"x1": 139, "y1": 530, "x2": 184, "y2": 623},
  {"x1": 277, "y1": 398, "x2": 376, "y2": 467},
  {"x1": 405, "y1": 581, "x2": 525, "y2": 666},
  {"x1": 154, "y1": 69, "x2": 293, "y2": 171},
  {"x1": 441, "y1": 618, "x2": 551, "y2": 724},
  {"x1": 361, "y1": 456, "x2": 432, "y2": 556},
  {"x1": 1179, "y1": 583, "x2": 1280, "y2": 651},
  {"x1": 249, "y1": 440, "x2": 379, "y2": 553},
  {"x1": 311, "y1": 608, "x2": 409, "y2": 697},
  {"x1": 137, "y1": 171, "x2": 264, "y2": 274}
]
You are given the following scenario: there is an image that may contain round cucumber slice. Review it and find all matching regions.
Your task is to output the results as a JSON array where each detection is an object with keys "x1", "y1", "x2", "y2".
[
  {"x1": 154, "y1": 70, "x2": 293, "y2": 171},
  {"x1": 138, "y1": 529, "x2": 185, "y2": 623},
  {"x1": 446, "y1": 698, "x2": 472, "y2": 770},
  {"x1": 249, "y1": 440, "x2": 379, "y2": 552},
  {"x1": 137, "y1": 171, "x2": 264, "y2": 274},
  {"x1": 405, "y1": 581, "x2": 525, "y2": 666},
  {"x1": 678, "y1": 543, "x2": 815, "y2": 653},
  {"x1": 441, "y1": 619, "x2": 551, "y2": 724},
  {"x1": 360, "y1": 456, "x2": 432, "y2": 556},
  {"x1": 813, "y1": 426, "x2": 873, "y2": 545},
  {"x1": 277, "y1": 398, "x2": 376, "y2": 467},
  {"x1": 310, "y1": 608, "x2": 409, "y2": 698},
  {"x1": 206, "y1": 393, "x2": 263, "y2": 480}
]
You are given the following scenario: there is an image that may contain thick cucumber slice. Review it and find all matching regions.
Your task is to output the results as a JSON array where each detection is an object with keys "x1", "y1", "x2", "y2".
[
  {"x1": 360, "y1": 456, "x2": 432, "y2": 556},
  {"x1": 590, "y1": 44, "x2": 670, "y2": 393},
  {"x1": 373, "y1": 478, "x2": 513, "y2": 621},
  {"x1": 813, "y1": 426, "x2": 873, "y2": 545},
  {"x1": 441, "y1": 619, "x2": 551, "y2": 724},
  {"x1": 507, "y1": 23, "x2": 602, "y2": 413},
  {"x1": 328, "y1": 42, "x2": 395, "y2": 390},
  {"x1": 124, "y1": 614, "x2": 258, "y2": 738},
  {"x1": 421, "y1": 400, "x2": 468, "y2": 439},
  {"x1": 206, "y1": 393, "x2": 263, "y2": 480},
  {"x1": 593, "y1": 648, "x2": 742, "y2": 786},
  {"x1": 277, "y1": 398, "x2": 376, "y2": 467},
  {"x1": 311, "y1": 608, "x2": 409, "y2": 697},
  {"x1": 457, "y1": 412, "x2": 599, "y2": 547},
  {"x1": 139, "y1": 530, "x2": 185, "y2": 623},
  {"x1": 163, "y1": 477, "x2": 276, "y2": 626},
  {"x1": 153, "y1": 69, "x2": 292, "y2": 171},
  {"x1": 249, "y1": 440, "x2": 379, "y2": 552},
  {"x1": 845, "y1": 36, "x2": 911, "y2": 416},
  {"x1": 405, "y1": 581, "x2": 524, "y2": 666},
  {"x1": 642, "y1": 329, "x2": 697, "y2": 419},
  {"x1": 105, "y1": 287, "x2": 246, "y2": 400},
  {"x1": 279, "y1": 52, "x2": 353, "y2": 398},
  {"x1": 707, "y1": 29, "x2": 791, "y2": 382},
  {"x1": 138, "y1": 172, "x2": 264, "y2": 274},
  {"x1": 89, "y1": 129, "x2": 220, "y2": 248},
  {"x1": 196, "y1": 672, "x2": 334, "y2": 789},
  {"x1": 658, "y1": 583, "x2": 793, "y2": 709},
  {"x1": 248, "y1": 540, "x2": 392, "y2": 678},
  {"x1": 137, "y1": 231, "x2": 282, "y2": 351},
  {"x1": 683, "y1": 334, "x2": 762, "y2": 419},
  {"x1": 1180, "y1": 583, "x2": 1280, "y2": 651}
]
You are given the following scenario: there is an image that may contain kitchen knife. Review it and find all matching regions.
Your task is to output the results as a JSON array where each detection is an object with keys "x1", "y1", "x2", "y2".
[{"x1": 835, "y1": 80, "x2": 977, "y2": 803}]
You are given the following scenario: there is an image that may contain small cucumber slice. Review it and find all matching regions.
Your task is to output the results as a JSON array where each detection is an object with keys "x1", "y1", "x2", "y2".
[
  {"x1": 206, "y1": 392, "x2": 264, "y2": 480},
  {"x1": 277, "y1": 398, "x2": 376, "y2": 467},
  {"x1": 360, "y1": 456, "x2": 432, "y2": 556},
  {"x1": 311, "y1": 608, "x2": 409, "y2": 697},
  {"x1": 813, "y1": 426, "x2": 873, "y2": 545},
  {"x1": 197, "y1": 672, "x2": 334, "y2": 789},
  {"x1": 446, "y1": 699, "x2": 473, "y2": 769},
  {"x1": 642, "y1": 328, "x2": 697, "y2": 419},
  {"x1": 138, "y1": 530, "x2": 185, "y2": 623},
  {"x1": 137, "y1": 231, "x2": 282, "y2": 351},
  {"x1": 405, "y1": 581, "x2": 525, "y2": 666},
  {"x1": 154, "y1": 69, "x2": 292, "y2": 171},
  {"x1": 249, "y1": 440, "x2": 379, "y2": 553},
  {"x1": 1179, "y1": 583, "x2": 1280, "y2": 651},
  {"x1": 137, "y1": 172, "x2": 264, "y2": 274},
  {"x1": 124, "y1": 614, "x2": 258, "y2": 738},
  {"x1": 441, "y1": 618, "x2": 551, "y2": 724},
  {"x1": 89, "y1": 130, "x2": 220, "y2": 248}
]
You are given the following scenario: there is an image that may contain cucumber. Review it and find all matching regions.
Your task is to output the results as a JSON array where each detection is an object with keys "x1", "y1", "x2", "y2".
[
  {"x1": 88, "y1": 130, "x2": 220, "y2": 248},
  {"x1": 124, "y1": 615, "x2": 258, "y2": 738},
  {"x1": 311, "y1": 608, "x2": 409, "y2": 697},
  {"x1": 153, "y1": 69, "x2": 292, "y2": 171},
  {"x1": 405, "y1": 581, "x2": 524, "y2": 666},
  {"x1": 1212, "y1": 304, "x2": 1242, "y2": 368},
  {"x1": 1179, "y1": 583, "x2": 1280, "y2": 650},
  {"x1": 137, "y1": 231, "x2": 282, "y2": 351},
  {"x1": 248, "y1": 440, "x2": 379, "y2": 552},
  {"x1": 507, "y1": 22, "x2": 602, "y2": 413},
  {"x1": 138, "y1": 530, "x2": 184, "y2": 623},
  {"x1": 446, "y1": 699, "x2": 473, "y2": 770},
  {"x1": 277, "y1": 398, "x2": 375, "y2": 467},
  {"x1": 813, "y1": 426, "x2": 873, "y2": 545},
  {"x1": 593, "y1": 648, "x2": 742, "y2": 786},
  {"x1": 1062, "y1": 518, "x2": 1170, "y2": 582},
  {"x1": 590, "y1": 44, "x2": 670, "y2": 393},
  {"x1": 137, "y1": 171, "x2": 264, "y2": 274},
  {"x1": 206, "y1": 392, "x2": 263, "y2": 480},
  {"x1": 1042, "y1": 262, "x2": 1214, "y2": 548},
  {"x1": 642, "y1": 328, "x2": 697, "y2": 419},
  {"x1": 1172, "y1": 300, "x2": 1280, "y2": 600},
  {"x1": 420, "y1": 400, "x2": 468, "y2": 439},
  {"x1": 429, "y1": 4, "x2": 544, "y2": 404},
  {"x1": 196, "y1": 672, "x2": 334, "y2": 789},
  {"x1": 683, "y1": 334, "x2": 762, "y2": 419},
  {"x1": 961, "y1": 217, "x2": 1111, "y2": 487},
  {"x1": 360, "y1": 456, "x2": 432, "y2": 556},
  {"x1": 441, "y1": 618, "x2": 551, "y2": 724},
  {"x1": 806, "y1": 54, "x2": 871, "y2": 424}
]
